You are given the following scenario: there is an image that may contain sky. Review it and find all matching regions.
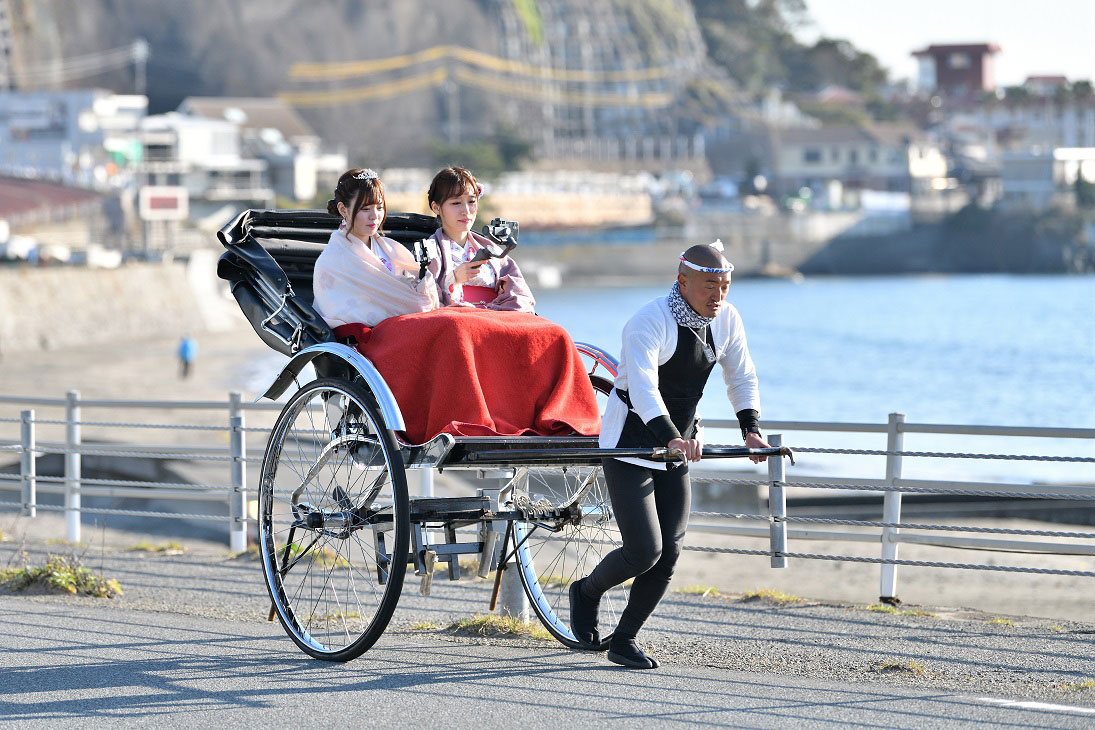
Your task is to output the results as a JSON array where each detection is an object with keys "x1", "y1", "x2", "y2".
[{"x1": 799, "y1": 0, "x2": 1095, "y2": 87}]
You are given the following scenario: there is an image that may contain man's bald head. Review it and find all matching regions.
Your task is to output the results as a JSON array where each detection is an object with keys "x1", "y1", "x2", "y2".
[
  {"x1": 678, "y1": 244, "x2": 732, "y2": 277},
  {"x1": 676, "y1": 242, "x2": 733, "y2": 318}
]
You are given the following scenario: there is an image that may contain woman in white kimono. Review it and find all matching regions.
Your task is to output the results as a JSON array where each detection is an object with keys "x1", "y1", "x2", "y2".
[
  {"x1": 426, "y1": 167, "x2": 536, "y2": 312},
  {"x1": 313, "y1": 168, "x2": 440, "y2": 328}
]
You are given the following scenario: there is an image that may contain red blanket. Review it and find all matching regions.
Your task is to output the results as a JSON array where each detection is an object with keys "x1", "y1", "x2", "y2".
[{"x1": 334, "y1": 308, "x2": 601, "y2": 444}]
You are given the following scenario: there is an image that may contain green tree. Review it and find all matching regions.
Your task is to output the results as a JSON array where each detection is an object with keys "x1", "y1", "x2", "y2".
[
  {"x1": 429, "y1": 126, "x2": 535, "y2": 179},
  {"x1": 1004, "y1": 85, "x2": 1031, "y2": 104},
  {"x1": 1077, "y1": 176, "x2": 1095, "y2": 209},
  {"x1": 691, "y1": 0, "x2": 893, "y2": 122}
]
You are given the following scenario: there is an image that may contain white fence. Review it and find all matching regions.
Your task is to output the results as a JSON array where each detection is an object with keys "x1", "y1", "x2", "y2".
[{"x1": 1, "y1": 392, "x2": 1093, "y2": 601}]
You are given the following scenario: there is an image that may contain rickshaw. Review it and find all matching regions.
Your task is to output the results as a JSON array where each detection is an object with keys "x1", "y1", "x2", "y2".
[{"x1": 217, "y1": 209, "x2": 792, "y2": 662}]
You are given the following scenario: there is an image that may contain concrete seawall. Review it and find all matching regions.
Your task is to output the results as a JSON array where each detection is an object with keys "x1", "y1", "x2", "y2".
[{"x1": 0, "y1": 249, "x2": 242, "y2": 356}]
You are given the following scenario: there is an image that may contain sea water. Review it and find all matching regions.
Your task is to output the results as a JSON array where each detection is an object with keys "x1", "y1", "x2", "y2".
[{"x1": 536, "y1": 274, "x2": 1095, "y2": 486}]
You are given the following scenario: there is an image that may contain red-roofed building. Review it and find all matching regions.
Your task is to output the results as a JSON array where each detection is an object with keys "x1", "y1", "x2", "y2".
[
  {"x1": 0, "y1": 175, "x2": 102, "y2": 229},
  {"x1": 913, "y1": 43, "x2": 1001, "y2": 98}
]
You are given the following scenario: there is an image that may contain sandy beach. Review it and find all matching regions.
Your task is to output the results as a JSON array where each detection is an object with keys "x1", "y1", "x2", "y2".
[{"x1": 1, "y1": 323, "x2": 1092, "y2": 623}]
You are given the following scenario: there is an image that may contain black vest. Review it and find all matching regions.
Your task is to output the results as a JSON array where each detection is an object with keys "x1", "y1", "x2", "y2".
[{"x1": 615, "y1": 324, "x2": 717, "y2": 448}]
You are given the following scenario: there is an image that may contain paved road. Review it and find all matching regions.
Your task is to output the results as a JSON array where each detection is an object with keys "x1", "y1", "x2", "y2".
[
  {"x1": 1, "y1": 538, "x2": 1094, "y2": 728},
  {"x1": 3, "y1": 598, "x2": 1094, "y2": 729}
]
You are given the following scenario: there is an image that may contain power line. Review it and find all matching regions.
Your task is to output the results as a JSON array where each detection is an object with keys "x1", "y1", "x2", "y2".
[
  {"x1": 14, "y1": 41, "x2": 146, "y2": 86},
  {"x1": 288, "y1": 44, "x2": 674, "y2": 84},
  {"x1": 452, "y1": 65, "x2": 672, "y2": 108},
  {"x1": 278, "y1": 67, "x2": 447, "y2": 106},
  {"x1": 278, "y1": 65, "x2": 673, "y2": 109}
]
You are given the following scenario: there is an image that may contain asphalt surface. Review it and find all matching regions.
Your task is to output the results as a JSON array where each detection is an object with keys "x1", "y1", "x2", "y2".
[{"x1": 1, "y1": 541, "x2": 1094, "y2": 728}]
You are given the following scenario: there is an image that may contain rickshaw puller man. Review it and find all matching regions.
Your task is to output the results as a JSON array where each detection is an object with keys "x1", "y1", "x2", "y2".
[{"x1": 570, "y1": 240, "x2": 771, "y2": 669}]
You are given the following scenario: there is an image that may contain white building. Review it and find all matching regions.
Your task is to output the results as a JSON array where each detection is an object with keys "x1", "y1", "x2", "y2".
[
  {"x1": 971, "y1": 101, "x2": 1095, "y2": 150},
  {"x1": 178, "y1": 97, "x2": 346, "y2": 202},
  {"x1": 0, "y1": 89, "x2": 146, "y2": 187},
  {"x1": 138, "y1": 112, "x2": 275, "y2": 226},
  {"x1": 773, "y1": 124, "x2": 948, "y2": 197},
  {"x1": 1000, "y1": 147, "x2": 1095, "y2": 210}
]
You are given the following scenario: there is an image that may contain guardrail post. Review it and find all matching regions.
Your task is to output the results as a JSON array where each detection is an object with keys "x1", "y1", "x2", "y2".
[
  {"x1": 493, "y1": 472, "x2": 529, "y2": 622},
  {"x1": 229, "y1": 392, "x2": 247, "y2": 553},
  {"x1": 65, "y1": 390, "x2": 81, "y2": 543},
  {"x1": 20, "y1": 409, "x2": 36, "y2": 518},
  {"x1": 879, "y1": 412, "x2": 905, "y2": 603},
  {"x1": 767, "y1": 433, "x2": 787, "y2": 568},
  {"x1": 419, "y1": 468, "x2": 434, "y2": 498}
]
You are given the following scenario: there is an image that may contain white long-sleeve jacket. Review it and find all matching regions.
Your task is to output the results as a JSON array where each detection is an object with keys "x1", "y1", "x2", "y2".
[{"x1": 599, "y1": 295, "x2": 760, "y2": 467}]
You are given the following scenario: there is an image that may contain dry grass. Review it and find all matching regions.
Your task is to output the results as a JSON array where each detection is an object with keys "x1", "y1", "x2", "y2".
[
  {"x1": 126, "y1": 541, "x2": 186, "y2": 555},
  {"x1": 1060, "y1": 679, "x2": 1095, "y2": 692},
  {"x1": 0, "y1": 554, "x2": 122, "y2": 598},
  {"x1": 288, "y1": 543, "x2": 349, "y2": 570},
  {"x1": 537, "y1": 574, "x2": 574, "y2": 588},
  {"x1": 676, "y1": 585, "x2": 721, "y2": 598},
  {"x1": 739, "y1": 589, "x2": 802, "y2": 605},
  {"x1": 989, "y1": 617, "x2": 1017, "y2": 627},
  {"x1": 446, "y1": 614, "x2": 553, "y2": 641},
  {"x1": 226, "y1": 545, "x2": 261, "y2": 560},
  {"x1": 877, "y1": 659, "x2": 927, "y2": 676},
  {"x1": 408, "y1": 620, "x2": 442, "y2": 631},
  {"x1": 44, "y1": 538, "x2": 85, "y2": 548},
  {"x1": 866, "y1": 603, "x2": 938, "y2": 618},
  {"x1": 458, "y1": 557, "x2": 491, "y2": 577}
]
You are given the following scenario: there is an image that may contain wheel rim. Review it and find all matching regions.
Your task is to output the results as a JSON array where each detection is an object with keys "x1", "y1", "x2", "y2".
[
  {"x1": 513, "y1": 465, "x2": 623, "y2": 648},
  {"x1": 259, "y1": 380, "x2": 408, "y2": 659}
]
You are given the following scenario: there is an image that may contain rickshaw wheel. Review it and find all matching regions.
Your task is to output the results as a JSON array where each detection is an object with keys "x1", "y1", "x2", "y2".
[
  {"x1": 514, "y1": 374, "x2": 621, "y2": 650},
  {"x1": 259, "y1": 377, "x2": 409, "y2": 661}
]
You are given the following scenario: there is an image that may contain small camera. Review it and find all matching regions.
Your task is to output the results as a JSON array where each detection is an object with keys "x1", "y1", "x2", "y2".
[
  {"x1": 412, "y1": 238, "x2": 433, "y2": 279},
  {"x1": 485, "y1": 218, "x2": 519, "y2": 245}
]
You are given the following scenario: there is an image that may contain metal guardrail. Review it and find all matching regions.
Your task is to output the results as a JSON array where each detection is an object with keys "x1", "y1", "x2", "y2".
[{"x1": 1, "y1": 394, "x2": 1093, "y2": 601}]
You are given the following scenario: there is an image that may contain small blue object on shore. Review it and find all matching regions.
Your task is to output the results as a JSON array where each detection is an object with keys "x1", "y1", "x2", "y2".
[{"x1": 178, "y1": 335, "x2": 197, "y2": 378}]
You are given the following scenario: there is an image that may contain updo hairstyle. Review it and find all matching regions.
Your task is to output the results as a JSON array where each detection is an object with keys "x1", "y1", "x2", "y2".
[{"x1": 328, "y1": 168, "x2": 386, "y2": 234}]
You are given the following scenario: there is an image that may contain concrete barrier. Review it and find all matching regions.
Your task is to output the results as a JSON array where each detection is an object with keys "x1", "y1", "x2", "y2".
[{"x1": 0, "y1": 251, "x2": 241, "y2": 355}]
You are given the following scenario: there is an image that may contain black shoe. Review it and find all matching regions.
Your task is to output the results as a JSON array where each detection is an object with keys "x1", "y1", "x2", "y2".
[
  {"x1": 607, "y1": 637, "x2": 659, "y2": 669},
  {"x1": 569, "y1": 578, "x2": 600, "y2": 648}
]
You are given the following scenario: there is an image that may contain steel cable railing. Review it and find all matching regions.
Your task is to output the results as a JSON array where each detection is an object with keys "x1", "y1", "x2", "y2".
[{"x1": 1, "y1": 395, "x2": 1093, "y2": 600}]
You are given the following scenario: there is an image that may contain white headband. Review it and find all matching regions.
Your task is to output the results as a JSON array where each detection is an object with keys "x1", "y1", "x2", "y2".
[
  {"x1": 353, "y1": 169, "x2": 378, "y2": 180},
  {"x1": 679, "y1": 239, "x2": 733, "y2": 273}
]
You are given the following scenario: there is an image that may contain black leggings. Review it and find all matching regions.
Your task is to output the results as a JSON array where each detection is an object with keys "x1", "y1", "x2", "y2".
[{"x1": 582, "y1": 458, "x2": 691, "y2": 639}]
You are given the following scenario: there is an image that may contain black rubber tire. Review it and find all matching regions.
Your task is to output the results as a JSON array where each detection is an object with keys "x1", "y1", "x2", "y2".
[{"x1": 259, "y1": 377, "x2": 409, "y2": 661}]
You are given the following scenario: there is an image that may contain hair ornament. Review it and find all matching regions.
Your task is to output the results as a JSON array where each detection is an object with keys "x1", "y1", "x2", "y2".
[
  {"x1": 353, "y1": 168, "x2": 379, "y2": 181},
  {"x1": 709, "y1": 238, "x2": 725, "y2": 252}
]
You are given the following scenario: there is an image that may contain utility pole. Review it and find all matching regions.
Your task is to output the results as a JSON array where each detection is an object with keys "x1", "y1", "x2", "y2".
[
  {"x1": 133, "y1": 38, "x2": 149, "y2": 95},
  {"x1": 443, "y1": 73, "x2": 460, "y2": 146},
  {"x1": 0, "y1": 0, "x2": 16, "y2": 91}
]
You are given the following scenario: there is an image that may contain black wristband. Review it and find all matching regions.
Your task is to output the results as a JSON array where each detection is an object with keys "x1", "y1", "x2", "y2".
[
  {"x1": 645, "y1": 415, "x2": 683, "y2": 446},
  {"x1": 735, "y1": 408, "x2": 761, "y2": 441}
]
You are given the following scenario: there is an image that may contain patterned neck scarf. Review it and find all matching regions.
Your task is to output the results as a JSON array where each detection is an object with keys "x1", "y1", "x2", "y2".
[{"x1": 668, "y1": 281, "x2": 713, "y2": 329}]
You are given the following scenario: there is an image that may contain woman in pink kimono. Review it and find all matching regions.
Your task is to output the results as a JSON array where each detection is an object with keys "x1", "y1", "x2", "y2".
[
  {"x1": 313, "y1": 168, "x2": 440, "y2": 328},
  {"x1": 426, "y1": 167, "x2": 536, "y2": 312}
]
